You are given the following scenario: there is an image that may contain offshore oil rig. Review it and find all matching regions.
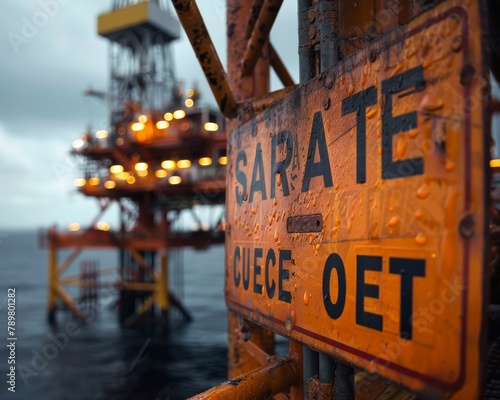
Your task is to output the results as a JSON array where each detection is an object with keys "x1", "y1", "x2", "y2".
[
  {"x1": 42, "y1": 0, "x2": 226, "y2": 328},
  {"x1": 43, "y1": 0, "x2": 500, "y2": 399}
]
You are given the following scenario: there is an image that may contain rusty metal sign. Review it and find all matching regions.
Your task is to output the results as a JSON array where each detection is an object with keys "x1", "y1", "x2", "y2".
[{"x1": 225, "y1": 1, "x2": 489, "y2": 398}]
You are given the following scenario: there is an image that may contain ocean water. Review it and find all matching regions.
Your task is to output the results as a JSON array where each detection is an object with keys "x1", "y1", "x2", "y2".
[{"x1": 0, "y1": 230, "x2": 227, "y2": 400}]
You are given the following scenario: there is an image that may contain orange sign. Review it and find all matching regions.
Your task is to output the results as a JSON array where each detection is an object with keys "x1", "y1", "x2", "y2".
[{"x1": 225, "y1": 1, "x2": 489, "y2": 398}]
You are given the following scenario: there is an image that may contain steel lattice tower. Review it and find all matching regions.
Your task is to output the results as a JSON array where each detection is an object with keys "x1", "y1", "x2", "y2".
[{"x1": 99, "y1": 0, "x2": 180, "y2": 125}]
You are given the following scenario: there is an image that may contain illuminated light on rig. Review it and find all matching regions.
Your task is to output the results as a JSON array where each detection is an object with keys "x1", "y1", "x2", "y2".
[
  {"x1": 156, "y1": 120, "x2": 169, "y2": 130},
  {"x1": 95, "y1": 130, "x2": 108, "y2": 139},
  {"x1": 115, "y1": 138, "x2": 124, "y2": 146},
  {"x1": 204, "y1": 122, "x2": 219, "y2": 132},
  {"x1": 131, "y1": 122, "x2": 145, "y2": 131},
  {"x1": 116, "y1": 172, "x2": 130, "y2": 180},
  {"x1": 138, "y1": 115, "x2": 148, "y2": 123},
  {"x1": 491, "y1": 159, "x2": 500, "y2": 168},
  {"x1": 164, "y1": 112, "x2": 173, "y2": 121},
  {"x1": 134, "y1": 162, "x2": 148, "y2": 172},
  {"x1": 88, "y1": 177, "x2": 100, "y2": 186},
  {"x1": 181, "y1": 122, "x2": 190, "y2": 131},
  {"x1": 104, "y1": 180, "x2": 116, "y2": 189},
  {"x1": 110, "y1": 165, "x2": 124, "y2": 174},
  {"x1": 137, "y1": 170, "x2": 148, "y2": 177},
  {"x1": 155, "y1": 169, "x2": 168, "y2": 178},
  {"x1": 72, "y1": 139, "x2": 85, "y2": 149},
  {"x1": 199, "y1": 157, "x2": 212, "y2": 166},
  {"x1": 218, "y1": 156, "x2": 228, "y2": 165},
  {"x1": 73, "y1": 178, "x2": 86, "y2": 187},
  {"x1": 177, "y1": 159, "x2": 191, "y2": 169},
  {"x1": 68, "y1": 223, "x2": 80, "y2": 232},
  {"x1": 127, "y1": 176, "x2": 136, "y2": 184},
  {"x1": 186, "y1": 88, "x2": 195, "y2": 98},
  {"x1": 185, "y1": 98, "x2": 194, "y2": 108},
  {"x1": 168, "y1": 175, "x2": 182, "y2": 185},
  {"x1": 96, "y1": 221, "x2": 110, "y2": 232},
  {"x1": 117, "y1": 127, "x2": 126, "y2": 135},
  {"x1": 161, "y1": 160, "x2": 176, "y2": 170},
  {"x1": 173, "y1": 110, "x2": 186, "y2": 119}
]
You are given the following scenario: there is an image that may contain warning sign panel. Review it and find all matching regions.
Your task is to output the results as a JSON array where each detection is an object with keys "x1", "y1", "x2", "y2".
[{"x1": 225, "y1": 1, "x2": 489, "y2": 398}]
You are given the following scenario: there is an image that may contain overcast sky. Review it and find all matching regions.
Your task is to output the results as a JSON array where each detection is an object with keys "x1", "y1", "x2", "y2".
[{"x1": 0, "y1": 0, "x2": 299, "y2": 230}]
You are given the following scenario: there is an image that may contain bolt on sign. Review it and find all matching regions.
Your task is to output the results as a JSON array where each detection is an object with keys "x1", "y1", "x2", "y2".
[{"x1": 225, "y1": 1, "x2": 489, "y2": 398}]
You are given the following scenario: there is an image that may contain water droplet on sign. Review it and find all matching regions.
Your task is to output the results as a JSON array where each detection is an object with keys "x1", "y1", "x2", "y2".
[
  {"x1": 419, "y1": 93, "x2": 444, "y2": 112},
  {"x1": 415, "y1": 233, "x2": 427, "y2": 245},
  {"x1": 366, "y1": 108, "x2": 377, "y2": 119},
  {"x1": 416, "y1": 184, "x2": 430, "y2": 199},
  {"x1": 445, "y1": 160, "x2": 455, "y2": 171},
  {"x1": 409, "y1": 128, "x2": 419, "y2": 138},
  {"x1": 303, "y1": 291, "x2": 309, "y2": 306},
  {"x1": 396, "y1": 136, "x2": 407, "y2": 159},
  {"x1": 388, "y1": 216, "x2": 399, "y2": 227}
]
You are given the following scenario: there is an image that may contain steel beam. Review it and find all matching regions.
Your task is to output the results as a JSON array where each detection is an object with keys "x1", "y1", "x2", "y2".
[
  {"x1": 170, "y1": 0, "x2": 238, "y2": 118},
  {"x1": 270, "y1": 44, "x2": 295, "y2": 87},
  {"x1": 241, "y1": 0, "x2": 284, "y2": 76}
]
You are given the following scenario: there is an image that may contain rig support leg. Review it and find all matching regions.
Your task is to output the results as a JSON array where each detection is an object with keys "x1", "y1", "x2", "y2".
[
  {"x1": 47, "y1": 247, "x2": 57, "y2": 324},
  {"x1": 160, "y1": 251, "x2": 169, "y2": 328}
]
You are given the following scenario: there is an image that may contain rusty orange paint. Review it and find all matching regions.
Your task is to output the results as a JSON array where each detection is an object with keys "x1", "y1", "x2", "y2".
[
  {"x1": 189, "y1": 354, "x2": 299, "y2": 400},
  {"x1": 225, "y1": 1, "x2": 489, "y2": 398}
]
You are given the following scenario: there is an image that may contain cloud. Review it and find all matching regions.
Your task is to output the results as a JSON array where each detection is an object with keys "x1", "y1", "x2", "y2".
[{"x1": 0, "y1": 0, "x2": 299, "y2": 229}]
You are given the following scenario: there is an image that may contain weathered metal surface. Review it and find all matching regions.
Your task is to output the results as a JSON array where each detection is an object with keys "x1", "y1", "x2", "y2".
[
  {"x1": 226, "y1": 1, "x2": 489, "y2": 398},
  {"x1": 226, "y1": 0, "x2": 280, "y2": 385},
  {"x1": 189, "y1": 355, "x2": 299, "y2": 400},
  {"x1": 242, "y1": 0, "x2": 284, "y2": 76}
]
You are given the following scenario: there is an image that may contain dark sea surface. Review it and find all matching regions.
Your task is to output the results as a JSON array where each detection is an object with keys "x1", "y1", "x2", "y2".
[{"x1": 0, "y1": 230, "x2": 228, "y2": 400}]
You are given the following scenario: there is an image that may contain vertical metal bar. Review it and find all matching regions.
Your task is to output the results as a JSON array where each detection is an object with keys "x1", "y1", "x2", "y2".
[
  {"x1": 319, "y1": 353, "x2": 335, "y2": 400},
  {"x1": 319, "y1": 0, "x2": 338, "y2": 72},
  {"x1": 160, "y1": 251, "x2": 169, "y2": 327},
  {"x1": 319, "y1": 353, "x2": 335, "y2": 383},
  {"x1": 335, "y1": 362, "x2": 355, "y2": 400},
  {"x1": 303, "y1": 347, "x2": 319, "y2": 400},
  {"x1": 48, "y1": 247, "x2": 57, "y2": 324},
  {"x1": 298, "y1": 0, "x2": 314, "y2": 83}
]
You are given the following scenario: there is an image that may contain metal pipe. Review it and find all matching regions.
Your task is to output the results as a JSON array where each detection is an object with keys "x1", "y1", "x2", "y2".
[
  {"x1": 270, "y1": 44, "x2": 295, "y2": 87},
  {"x1": 242, "y1": 0, "x2": 284, "y2": 77},
  {"x1": 189, "y1": 356, "x2": 299, "y2": 400},
  {"x1": 319, "y1": 353, "x2": 335, "y2": 400},
  {"x1": 335, "y1": 362, "x2": 355, "y2": 400},
  {"x1": 303, "y1": 347, "x2": 319, "y2": 400},
  {"x1": 170, "y1": 0, "x2": 238, "y2": 118},
  {"x1": 319, "y1": 0, "x2": 338, "y2": 72},
  {"x1": 319, "y1": 353, "x2": 335, "y2": 383},
  {"x1": 298, "y1": 0, "x2": 314, "y2": 83}
]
